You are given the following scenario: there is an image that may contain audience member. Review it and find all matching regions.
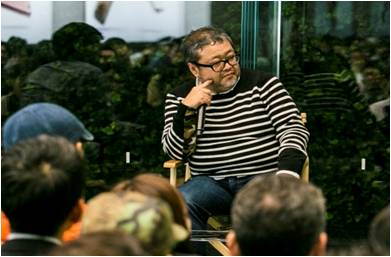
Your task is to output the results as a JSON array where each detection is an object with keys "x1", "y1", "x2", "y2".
[
  {"x1": 1, "y1": 102, "x2": 94, "y2": 244},
  {"x1": 112, "y1": 173, "x2": 193, "y2": 254},
  {"x1": 226, "y1": 175, "x2": 327, "y2": 256},
  {"x1": 368, "y1": 205, "x2": 390, "y2": 255},
  {"x1": 81, "y1": 191, "x2": 188, "y2": 255},
  {"x1": 49, "y1": 231, "x2": 147, "y2": 256},
  {"x1": 1, "y1": 135, "x2": 87, "y2": 256},
  {"x1": 21, "y1": 22, "x2": 112, "y2": 134},
  {"x1": 2, "y1": 102, "x2": 93, "y2": 151}
]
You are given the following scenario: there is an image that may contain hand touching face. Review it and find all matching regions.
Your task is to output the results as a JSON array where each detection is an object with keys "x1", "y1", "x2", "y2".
[{"x1": 181, "y1": 79, "x2": 213, "y2": 109}]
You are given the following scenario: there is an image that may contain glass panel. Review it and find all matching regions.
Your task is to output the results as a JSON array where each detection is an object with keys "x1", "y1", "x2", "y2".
[
  {"x1": 241, "y1": 2, "x2": 280, "y2": 73},
  {"x1": 280, "y1": 1, "x2": 389, "y2": 239},
  {"x1": 240, "y1": 1, "x2": 259, "y2": 69},
  {"x1": 211, "y1": 1, "x2": 242, "y2": 51},
  {"x1": 257, "y1": 1, "x2": 280, "y2": 74}
]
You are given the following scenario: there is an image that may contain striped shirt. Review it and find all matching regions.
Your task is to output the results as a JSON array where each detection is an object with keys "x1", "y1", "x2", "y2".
[{"x1": 162, "y1": 69, "x2": 309, "y2": 179}]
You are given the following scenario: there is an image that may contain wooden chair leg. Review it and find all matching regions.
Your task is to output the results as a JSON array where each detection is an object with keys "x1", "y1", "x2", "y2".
[
  {"x1": 170, "y1": 167, "x2": 177, "y2": 186},
  {"x1": 184, "y1": 163, "x2": 191, "y2": 182},
  {"x1": 164, "y1": 160, "x2": 182, "y2": 187},
  {"x1": 301, "y1": 157, "x2": 309, "y2": 182},
  {"x1": 209, "y1": 239, "x2": 230, "y2": 256}
]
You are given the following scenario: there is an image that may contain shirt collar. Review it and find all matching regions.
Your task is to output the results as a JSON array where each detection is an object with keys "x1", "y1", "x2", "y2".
[
  {"x1": 8, "y1": 232, "x2": 62, "y2": 245},
  {"x1": 215, "y1": 76, "x2": 241, "y2": 95}
]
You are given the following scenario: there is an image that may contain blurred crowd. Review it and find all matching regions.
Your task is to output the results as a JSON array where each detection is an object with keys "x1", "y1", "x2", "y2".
[
  {"x1": 1, "y1": 22, "x2": 192, "y2": 190},
  {"x1": 1, "y1": 22, "x2": 389, "y2": 256}
]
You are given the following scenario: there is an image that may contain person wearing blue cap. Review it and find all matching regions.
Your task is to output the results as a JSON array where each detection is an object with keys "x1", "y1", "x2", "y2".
[
  {"x1": 1, "y1": 102, "x2": 93, "y2": 247},
  {"x1": 2, "y1": 102, "x2": 94, "y2": 151}
]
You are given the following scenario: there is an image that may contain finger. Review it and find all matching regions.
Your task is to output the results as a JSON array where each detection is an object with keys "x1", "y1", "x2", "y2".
[{"x1": 197, "y1": 79, "x2": 214, "y2": 88}]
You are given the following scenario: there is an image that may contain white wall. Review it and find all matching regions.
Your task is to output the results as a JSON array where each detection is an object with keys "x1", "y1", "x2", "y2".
[
  {"x1": 1, "y1": 1, "x2": 53, "y2": 43},
  {"x1": 85, "y1": 1, "x2": 186, "y2": 42},
  {"x1": 53, "y1": 1, "x2": 85, "y2": 32},
  {"x1": 184, "y1": 1, "x2": 211, "y2": 32},
  {"x1": 1, "y1": 1, "x2": 211, "y2": 43}
]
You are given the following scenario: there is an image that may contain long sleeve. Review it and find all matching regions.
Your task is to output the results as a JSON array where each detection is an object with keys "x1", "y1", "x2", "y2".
[
  {"x1": 162, "y1": 90, "x2": 199, "y2": 161},
  {"x1": 259, "y1": 76, "x2": 310, "y2": 175},
  {"x1": 162, "y1": 94, "x2": 185, "y2": 160}
]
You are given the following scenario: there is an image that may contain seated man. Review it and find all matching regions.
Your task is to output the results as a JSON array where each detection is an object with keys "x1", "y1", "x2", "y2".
[
  {"x1": 161, "y1": 26, "x2": 309, "y2": 230},
  {"x1": 1, "y1": 135, "x2": 87, "y2": 256},
  {"x1": 226, "y1": 175, "x2": 327, "y2": 256}
]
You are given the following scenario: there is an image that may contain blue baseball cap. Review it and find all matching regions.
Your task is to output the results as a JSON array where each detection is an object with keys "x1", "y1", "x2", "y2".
[{"x1": 2, "y1": 102, "x2": 94, "y2": 150}]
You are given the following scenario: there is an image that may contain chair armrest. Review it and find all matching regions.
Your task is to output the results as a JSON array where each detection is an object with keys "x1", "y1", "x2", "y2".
[
  {"x1": 163, "y1": 160, "x2": 182, "y2": 186},
  {"x1": 163, "y1": 159, "x2": 183, "y2": 169},
  {"x1": 164, "y1": 160, "x2": 191, "y2": 186}
]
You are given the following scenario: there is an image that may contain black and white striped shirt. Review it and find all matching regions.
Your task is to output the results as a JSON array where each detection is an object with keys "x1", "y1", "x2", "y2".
[{"x1": 162, "y1": 69, "x2": 309, "y2": 179}]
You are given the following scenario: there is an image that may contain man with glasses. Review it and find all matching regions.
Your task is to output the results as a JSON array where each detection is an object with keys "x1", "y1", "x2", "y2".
[{"x1": 162, "y1": 26, "x2": 309, "y2": 232}]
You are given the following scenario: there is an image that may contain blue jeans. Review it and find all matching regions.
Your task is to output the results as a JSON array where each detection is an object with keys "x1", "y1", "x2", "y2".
[{"x1": 179, "y1": 175, "x2": 256, "y2": 230}]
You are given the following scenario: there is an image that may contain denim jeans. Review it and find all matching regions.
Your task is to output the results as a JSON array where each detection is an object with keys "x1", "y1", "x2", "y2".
[{"x1": 179, "y1": 175, "x2": 257, "y2": 231}]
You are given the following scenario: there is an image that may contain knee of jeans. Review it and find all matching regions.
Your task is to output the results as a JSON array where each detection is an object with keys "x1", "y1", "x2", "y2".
[
  {"x1": 179, "y1": 178, "x2": 217, "y2": 210},
  {"x1": 179, "y1": 187, "x2": 199, "y2": 208},
  {"x1": 179, "y1": 176, "x2": 213, "y2": 197},
  {"x1": 179, "y1": 189, "x2": 210, "y2": 222}
]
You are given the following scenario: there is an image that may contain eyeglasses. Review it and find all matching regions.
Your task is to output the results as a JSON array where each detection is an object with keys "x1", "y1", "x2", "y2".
[{"x1": 192, "y1": 54, "x2": 240, "y2": 72}]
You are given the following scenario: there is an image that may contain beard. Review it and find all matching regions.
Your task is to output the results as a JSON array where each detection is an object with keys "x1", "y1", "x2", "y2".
[{"x1": 213, "y1": 73, "x2": 239, "y2": 93}]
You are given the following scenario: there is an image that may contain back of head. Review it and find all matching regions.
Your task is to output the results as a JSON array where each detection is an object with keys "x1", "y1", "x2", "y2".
[
  {"x1": 1, "y1": 135, "x2": 86, "y2": 236},
  {"x1": 112, "y1": 173, "x2": 189, "y2": 230},
  {"x1": 50, "y1": 231, "x2": 147, "y2": 256},
  {"x1": 5, "y1": 36, "x2": 28, "y2": 57},
  {"x1": 2, "y1": 102, "x2": 94, "y2": 151},
  {"x1": 369, "y1": 205, "x2": 390, "y2": 255},
  {"x1": 102, "y1": 37, "x2": 129, "y2": 56},
  {"x1": 231, "y1": 175, "x2": 326, "y2": 255},
  {"x1": 181, "y1": 26, "x2": 234, "y2": 63},
  {"x1": 52, "y1": 22, "x2": 103, "y2": 63},
  {"x1": 81, "y1": 191, "x2": 188, "y2": 255}
]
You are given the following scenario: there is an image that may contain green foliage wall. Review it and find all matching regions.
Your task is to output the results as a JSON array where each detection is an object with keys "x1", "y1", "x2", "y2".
[{"x1": 280, "y1": 2, "x2": 390, "y2": 233}]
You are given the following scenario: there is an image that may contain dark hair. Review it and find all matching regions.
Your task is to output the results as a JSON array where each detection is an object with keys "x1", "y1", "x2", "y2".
[
  {"x1": 52, "y1": 22, "x2": 103, "y2": 62},
  {"x1": 1, "y1": 135, "x2": 86, "y2": 236},
  {"x1": 181, "y1": 26, "x2": 234, "y2": 63},
  {"x1": 49, "y1": 231, "x2": 147, "y2": 256},
  {"x1": 102, "y1": 37, "x2": 127, "y2": 50},
  {"x1": 5, "y1": 36, "x2": 28, "y2": 57},
  {"x1": 232, "y1": 175, "x2": 326, "y2": 255}
]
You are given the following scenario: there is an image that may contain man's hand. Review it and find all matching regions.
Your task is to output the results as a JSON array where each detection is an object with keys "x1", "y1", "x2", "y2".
[{"x1": 182, "y1": 80, "x2": 214, "y2": 109}]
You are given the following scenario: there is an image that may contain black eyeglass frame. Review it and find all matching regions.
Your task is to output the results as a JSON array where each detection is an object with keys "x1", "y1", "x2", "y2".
[{"x1": 191, "y1": 54, "x2": 240, "y2": 72}]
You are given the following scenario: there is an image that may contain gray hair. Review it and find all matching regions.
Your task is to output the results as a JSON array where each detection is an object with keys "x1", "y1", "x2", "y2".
[
  {"x1": 232, "y1": 175, "x2": 327, "y2": 255},
  {"x1": 181, "y1": 26, "x2": 234, "y2": 63}
]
